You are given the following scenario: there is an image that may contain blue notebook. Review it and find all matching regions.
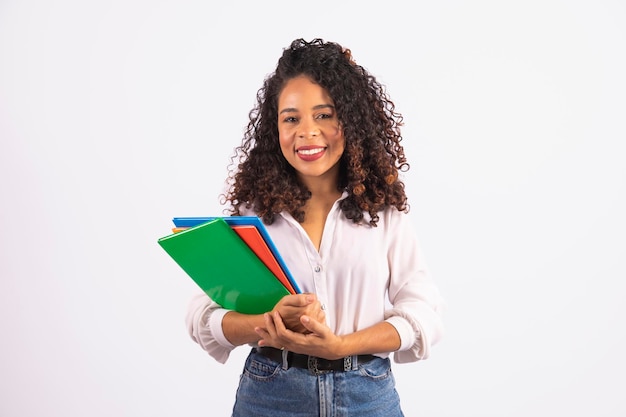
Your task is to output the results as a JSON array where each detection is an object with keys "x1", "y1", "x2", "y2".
[{"x1": 172, "y1": 216, "x2": 302, "y2": 294}]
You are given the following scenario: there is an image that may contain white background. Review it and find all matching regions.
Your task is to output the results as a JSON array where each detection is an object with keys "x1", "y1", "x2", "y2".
[{"x1": 1, "y1": 1, "x2": 625, "y2": 416}]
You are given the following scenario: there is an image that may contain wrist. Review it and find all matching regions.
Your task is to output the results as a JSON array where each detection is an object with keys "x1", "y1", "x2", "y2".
[
  {"x1": 223, "y1": 311, "x2": 265, "y2": 346},
  {"x1": 333, "y1": 335, "x2": 351, "y2": 359}
]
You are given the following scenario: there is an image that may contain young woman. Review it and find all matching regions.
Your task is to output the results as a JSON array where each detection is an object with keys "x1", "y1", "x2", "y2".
[{"x1": 186, "y1": 38, "x2": 445, "y2": 416}]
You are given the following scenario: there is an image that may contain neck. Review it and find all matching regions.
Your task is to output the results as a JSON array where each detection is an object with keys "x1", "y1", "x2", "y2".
[{"x1": 297, "y1": 164, "x2": 342, "y2": 200}]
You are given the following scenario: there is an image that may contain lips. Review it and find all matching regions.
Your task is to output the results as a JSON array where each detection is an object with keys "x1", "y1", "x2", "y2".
[{"x1": 296, "y1": 146, "x2": 326, "y2": 161}]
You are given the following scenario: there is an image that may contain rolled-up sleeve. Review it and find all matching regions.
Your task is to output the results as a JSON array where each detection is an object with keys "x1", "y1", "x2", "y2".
[
  {"x1": 185, "y1": 292, "x2": 235, "y2": 364},
  {"x1": 384, "y1": 210, "x2": 446, "y2": 363}
]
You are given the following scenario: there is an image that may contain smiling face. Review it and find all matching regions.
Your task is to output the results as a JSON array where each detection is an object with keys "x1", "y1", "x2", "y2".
[{"x1": 277, "y1": 75, "x2": 345, "y2": 189}]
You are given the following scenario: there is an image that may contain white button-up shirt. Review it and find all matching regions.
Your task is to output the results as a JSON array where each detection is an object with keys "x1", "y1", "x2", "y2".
[{"x1": 186, "y1": 195, "x2": 445, "y2": 364}]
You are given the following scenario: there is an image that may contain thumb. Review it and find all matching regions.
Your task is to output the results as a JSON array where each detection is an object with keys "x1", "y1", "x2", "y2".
[{"x1": 300, "y1": 314, "x2": 325, "y2": 335}]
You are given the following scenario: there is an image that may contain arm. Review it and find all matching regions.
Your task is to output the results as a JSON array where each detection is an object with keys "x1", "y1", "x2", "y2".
[
  {"x1": 186, "y1": 292, "x2": 234, "y2": 364},
  {"x1": 256, "y1": 311, "x2": 401, "y2": 360},
  {"x1": 384, "y1": 210, "x2": 446, "y2": 362},
  {"x1": 186, "y1": 291, "x2": 326, "y2": 362}
]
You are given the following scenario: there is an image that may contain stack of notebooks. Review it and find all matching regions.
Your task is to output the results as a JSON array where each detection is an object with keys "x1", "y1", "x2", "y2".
[{"x1": 158, "y1": 217, "x2": 301, "y2": 314}]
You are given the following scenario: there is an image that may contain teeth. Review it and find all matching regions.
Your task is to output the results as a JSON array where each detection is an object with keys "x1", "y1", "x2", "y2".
[{"x1": 298, "y1": 148, "x2": 324, "y2": 155}]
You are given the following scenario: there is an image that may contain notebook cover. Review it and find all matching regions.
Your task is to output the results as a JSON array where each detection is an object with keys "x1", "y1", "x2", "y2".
[
  {"x1": 173, "y1": 216, "x2": 302, "y2": 294},
  {"x1": 158, "y1": 218, "x2": 290, "y2": 314},
  {"x1": 171, "y1": 224, "x2": 296, "y2": 294}
]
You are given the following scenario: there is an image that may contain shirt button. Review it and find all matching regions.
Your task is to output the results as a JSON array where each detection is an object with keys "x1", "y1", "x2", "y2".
[{"x1": 314, "y1": 265, "x2": 321, "y2": 273}]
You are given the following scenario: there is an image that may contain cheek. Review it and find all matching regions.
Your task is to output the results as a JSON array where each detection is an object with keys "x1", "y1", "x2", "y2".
[
  {"x1": 331, "y1": 130, "x2": 346, "y2": 151},
  {"x1": 277, "y1": 127, "x2": 286, "y2": 143},
  {"x1": 330, "y1": 126, "x2": 344, "y2": 147},
  {"x1": 278, "y1": 125, "x2": 293, "y2": 142},
  {"x1": 278, "y1": 133, "x2": 291, "y2": 157}
]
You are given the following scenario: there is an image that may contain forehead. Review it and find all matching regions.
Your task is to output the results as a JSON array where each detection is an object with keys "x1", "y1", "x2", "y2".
[{"x1": 278, "y1": 76, "x2": 334, "y2": 108}]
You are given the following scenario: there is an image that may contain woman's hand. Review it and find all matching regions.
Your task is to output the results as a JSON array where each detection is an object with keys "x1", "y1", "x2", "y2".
[
  {"x1": 255, "y1": 310, "x2": 346, "y2": 360},
  {"x1": 255, "y1": 309, "x2": 403, "y2": 360},
  {"x1": 270, "y1": 293, "x2": 325, "y2": 333},
  {"x1": 221, "y1": 293, "x2": 324, "y2": 347}
]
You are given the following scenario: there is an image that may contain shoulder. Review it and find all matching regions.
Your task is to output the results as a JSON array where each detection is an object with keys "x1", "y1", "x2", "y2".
[
  {"x1": 360, "y1": 205, "x2": 413, "y2": 229},
  {"x1": 339, "y1": 207, "x2": 415, "y2": 247}
]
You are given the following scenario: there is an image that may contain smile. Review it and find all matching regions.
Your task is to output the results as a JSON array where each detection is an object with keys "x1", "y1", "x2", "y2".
[
  {"x1": 297, "y1": 147, "x2": 326, "y2": 155},
  {"x1": 296, "y1": 146, "x2": 327, "y2": 161}
]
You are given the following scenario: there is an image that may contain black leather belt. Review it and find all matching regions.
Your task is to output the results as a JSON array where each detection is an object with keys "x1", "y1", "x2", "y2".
[{"x1": 255, "y1": 347, "x2": 376, "y2": 373}]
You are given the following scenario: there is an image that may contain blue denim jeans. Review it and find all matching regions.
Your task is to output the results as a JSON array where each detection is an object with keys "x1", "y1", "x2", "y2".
[{"x1": 232, "y1": 348, "x2": 404, "y2": 417}]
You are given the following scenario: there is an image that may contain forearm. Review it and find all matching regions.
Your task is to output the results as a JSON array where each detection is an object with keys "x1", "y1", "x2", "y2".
[
  {"x1": 334, "y1": 322, "x2": 401, "y2": 359},
  {"x1": 222, "y1": 311, "x2": 265, "y2": 346}
]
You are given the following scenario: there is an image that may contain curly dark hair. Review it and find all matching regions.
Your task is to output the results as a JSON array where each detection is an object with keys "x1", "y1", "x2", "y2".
[{"x1": 224, "y1": 38, "x2": 409, "y2": 226}]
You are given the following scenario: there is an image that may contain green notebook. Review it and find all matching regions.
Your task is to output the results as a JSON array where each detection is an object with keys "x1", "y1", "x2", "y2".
[{"x1": 158, "y1": 218, "x2": 290, "y2": 314}]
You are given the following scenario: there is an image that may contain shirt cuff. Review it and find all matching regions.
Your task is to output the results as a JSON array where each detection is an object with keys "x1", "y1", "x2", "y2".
[
  {"x1": 385, "y1": 315, "x2": 417, "y2": 351},
  {"x1": 209, "y1": 308, "x2": 235, "y2": 349}
]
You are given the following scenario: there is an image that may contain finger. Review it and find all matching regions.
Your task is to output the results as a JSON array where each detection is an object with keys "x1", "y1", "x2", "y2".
[
  {"x1": 255, "y1": 314, "x2": 274, "y2": 338},
  {"x1": 274, "y1": 311, "x2": 306, "y2": 342},
  {"x1": 307, "y1": 300, "x2": 325, "y2": 321},
  {"x1": 256, "y1": 313, "x2": 282, "y2": 348},
  {"x1": 254, "y1": 317, "x2": 274, "y2": 347},
  {"x1": 316, "y1": 310, "x2": 326, "y2": 324},
  {"x1": 300, "y1": 315, "x2": 328, "y2": 336},
  {"x1": 272, "y1": 311, "x2": 295, "y2": 338},
  {"x1": 263, "y1": 312, "x2": 278, "y2": 338},
  {"x1": 282, "y1": 293, "x2": 316, "y2": 307},
  {"x1": 254, "y1": 326, "x2": 269, "y2": 345}
]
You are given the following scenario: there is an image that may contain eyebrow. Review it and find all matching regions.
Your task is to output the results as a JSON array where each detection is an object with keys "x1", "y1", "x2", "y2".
[{"x1": 279, "y1": 104, "x2": 335, "y2": 115}]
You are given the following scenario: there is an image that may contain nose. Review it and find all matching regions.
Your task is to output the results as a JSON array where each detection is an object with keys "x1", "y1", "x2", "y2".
[{"x1": 298, "y1": 119, "x2": 320, "y2": 139}]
